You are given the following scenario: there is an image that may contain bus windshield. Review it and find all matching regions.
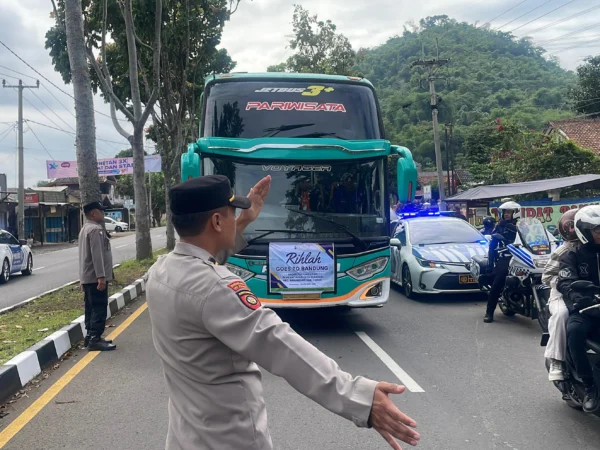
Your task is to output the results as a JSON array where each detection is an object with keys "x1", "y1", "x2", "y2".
[
  {"x1": 204, "y1": 157, "x2": 387, "y2": 240},
  {"x1": 203, "y1": 80, "x2": 382, "y2": 140}
]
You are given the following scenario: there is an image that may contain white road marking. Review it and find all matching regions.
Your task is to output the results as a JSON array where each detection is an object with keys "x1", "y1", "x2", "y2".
[
  {"x1": 355, "y1": 331, "x2": 425, "y2": 393},
  {"x1": 115, "y1": 244, "x2": 128, "y2": 249},
  {"x1": 32, "y1": 266, "x2": 46, "y2": 272}
]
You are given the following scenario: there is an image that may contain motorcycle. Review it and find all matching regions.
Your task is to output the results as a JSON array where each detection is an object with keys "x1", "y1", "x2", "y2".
[
  {"x1": 469, "y1": 217, "x2": 556, "y2": 332},
  {"x1": 542, "y1": 280, "x2": 600, "y2": 416}
]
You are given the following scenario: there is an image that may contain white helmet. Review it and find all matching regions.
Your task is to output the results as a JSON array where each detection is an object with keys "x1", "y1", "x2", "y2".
[
  {"x1": 574, "y1": 205, "x2": 600, "y2": 245},
  {"x1": 498, "y1": 201, "x2": 521, "y2": 221}
]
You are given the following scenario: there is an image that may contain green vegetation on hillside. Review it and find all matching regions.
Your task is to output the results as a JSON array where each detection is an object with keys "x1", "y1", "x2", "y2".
[{"x1": 355, "y1": 15, "x2": 576, "y2": 170}]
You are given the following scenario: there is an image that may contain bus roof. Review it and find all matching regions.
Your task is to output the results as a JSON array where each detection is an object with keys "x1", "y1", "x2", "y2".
[{"x1": 204, "y1": 72, "x2": 374, "y2": 87}]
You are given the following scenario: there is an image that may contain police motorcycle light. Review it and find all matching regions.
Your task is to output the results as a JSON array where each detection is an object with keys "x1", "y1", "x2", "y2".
[
  {"x1": 225, "y1": 263, "x2": 254, "y2": 281},
  {"x1": 346, "y1": 257, "x2": 389, "y2": 281}
]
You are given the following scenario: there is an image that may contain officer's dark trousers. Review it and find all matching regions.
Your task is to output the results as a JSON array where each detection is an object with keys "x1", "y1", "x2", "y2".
[
  {"x1": 486, "y1": 257, "x2": 511, "y2": 315},
  {"x1": 83, "y1": 283, "x2": 108, "y2": 338},
  {"x1": 567, "y1": 313, "x2": 599, "y2": 386}
]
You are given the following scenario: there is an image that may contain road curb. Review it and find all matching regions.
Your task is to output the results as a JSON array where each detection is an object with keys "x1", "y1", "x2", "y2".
[{"x1": 0, "y1": 277, "x2": 146, "y2": 404}]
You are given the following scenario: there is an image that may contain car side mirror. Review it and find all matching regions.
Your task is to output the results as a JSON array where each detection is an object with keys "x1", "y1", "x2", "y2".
[
  {"x1": 390, "y1": 238, "x2": 402, "y2": 247},
  {"x1": 18, "y1": 239, "x2": 27, "y2": 246}
]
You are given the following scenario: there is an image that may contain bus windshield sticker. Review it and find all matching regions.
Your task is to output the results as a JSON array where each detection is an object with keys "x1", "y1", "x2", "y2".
[
  {"x1": 253, "y1": 86, "x2": 335, "y2": 96},
  {"x1": 246, "y1": 101, "x2": 346, "y2": 112}
]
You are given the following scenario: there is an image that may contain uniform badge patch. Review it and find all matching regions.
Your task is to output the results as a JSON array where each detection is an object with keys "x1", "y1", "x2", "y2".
[{"x1": 227, "y1": 281, "x2": 261, "y2": 310}]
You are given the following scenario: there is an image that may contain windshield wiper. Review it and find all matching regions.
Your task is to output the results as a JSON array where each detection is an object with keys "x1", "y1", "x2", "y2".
[
  {"x1": 294, "y1": 132, "x2": 347, "y2": 140},
  {"x1": 246, "y1": 229, "x2": 321, "y2": 246},
  {"x1": 262, "y1": 123, "x2": 315, "y2": 138},
  {"x1": 286, "y1": 208, "x2": 368, "y2": 251}
]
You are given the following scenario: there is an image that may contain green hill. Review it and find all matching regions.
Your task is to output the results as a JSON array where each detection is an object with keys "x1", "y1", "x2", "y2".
[{"x1": 356, "y1": 15, "x2": 576, "y2": 169}]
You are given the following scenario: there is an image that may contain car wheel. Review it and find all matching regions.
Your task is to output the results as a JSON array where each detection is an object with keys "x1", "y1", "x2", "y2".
[
  {"x1": 115, "y1": 226, "x2": 122, "y2": 233},
  {"x1": 0, "y1": 259, "x2": 9, "y2": 284},
  {"x1": 22, "y1": 254, "x2": 33, "y2": 276},
  {"x1": 402, "y1": 264, "x2": 417, "y2": 299}
]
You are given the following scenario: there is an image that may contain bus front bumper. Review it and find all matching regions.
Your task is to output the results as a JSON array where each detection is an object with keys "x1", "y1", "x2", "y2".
[{"x1": 260, "y1": 278, "x2": 390, "y2": 309}]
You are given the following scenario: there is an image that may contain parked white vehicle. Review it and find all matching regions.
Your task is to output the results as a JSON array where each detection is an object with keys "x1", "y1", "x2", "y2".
[
  {"x1": 103, "y1": 216, "x2": 129, "y2": 232},
  {"x1": 0, "y1": 229, "x2": 33, "y2": 284}
]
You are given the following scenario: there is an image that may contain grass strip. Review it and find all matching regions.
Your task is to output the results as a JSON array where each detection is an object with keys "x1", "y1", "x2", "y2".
[{"x1": 0, "y1": 248, "x2": 168, "y2": 365}]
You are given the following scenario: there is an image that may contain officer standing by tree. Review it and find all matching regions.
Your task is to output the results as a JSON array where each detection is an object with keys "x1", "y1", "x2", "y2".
[
  {"x1": 146, "y1": 175, "x2": 420, "y2": 450},
  {"x1": 79, "y1": 202, "x2": 115, "y2": 351}
]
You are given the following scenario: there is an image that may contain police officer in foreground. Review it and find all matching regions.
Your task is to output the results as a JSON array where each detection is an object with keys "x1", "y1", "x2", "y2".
[
  {"x1": 79, "y1": 201, "x2": 115, "y2": 351},
  {"x1": 146, "y1": 175, "x2": 420, "y2": 450}
]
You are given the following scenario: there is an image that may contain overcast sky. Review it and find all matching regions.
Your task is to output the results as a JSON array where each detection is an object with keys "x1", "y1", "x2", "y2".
[{"x1": 0, "y1": 0, "x2": 598, "y2": 189}]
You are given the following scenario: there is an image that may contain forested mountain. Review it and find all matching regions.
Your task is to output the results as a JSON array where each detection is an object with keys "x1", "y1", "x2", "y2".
[{"x1": 355, "y1": 16, "x2": 576, "y2": 170}]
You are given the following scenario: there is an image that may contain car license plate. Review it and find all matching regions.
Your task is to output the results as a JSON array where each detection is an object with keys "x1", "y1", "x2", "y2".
[{"x1": 459, "y1": 275, "x2": 476, "y2": 284}]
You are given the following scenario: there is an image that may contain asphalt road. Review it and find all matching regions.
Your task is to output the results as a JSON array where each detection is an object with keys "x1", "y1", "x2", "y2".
[
  {"x1": 0, "y1": 227, "x2": 167, "y2": 311},
  {"x1": 1, "y1": 287, "x2": 599, "y2": 450}
]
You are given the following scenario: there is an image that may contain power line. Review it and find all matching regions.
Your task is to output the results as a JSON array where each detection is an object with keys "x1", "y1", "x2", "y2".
[
  {"x1": 0, "y1": 124, "x2": 16, "y2": 144},
  {"x1": 25, "y1": 123, "x2": 56, "y2": 160},
  {"x1": 24, "y1": 119, "x2": 130, "y2": 146},
  {"x1": 0, "y1": 38, "x2": 131, "y2": 124},
  {"x1": 479, "y1": 0, "x2": 531, "y2": 28},
  {"x1": 523, "y1": 4, "x2": 600, "y2": 35},
  {"x1": 40, "y1": 83, "x2": 76, "y2": 119},
  {"x1": 22, "y1": 92, "x2": 71, "y2": 136},
  {"x1": 496, "y1": 0, "x2": 553, "y2": 31},
  {"x1": 537, "y1": 21, "x2": 600, "y2": 46},
  {"x1": 547, "y1": 35, "x2": 600, "y2": 55},
  {"x1": 509, "y1": 0, "x2": 577, "y2": 33},
  {"x1": 28, "y1": 89, "x2": 75, "y2": 132},
  {"x1": 0, "y1": 64, "x2": 38, "y2": 81}
]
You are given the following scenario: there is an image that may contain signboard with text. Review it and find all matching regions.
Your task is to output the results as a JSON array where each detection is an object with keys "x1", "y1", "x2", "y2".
[
  {"x1": 268, "y1": 242, "x2": 335, "y2": 294},
  {"x1": 24, "y1": 193, "x2": 39, "y2": 207},
  {"x1": 46, "y1": 155, "x2": 162, "y2": 178}
]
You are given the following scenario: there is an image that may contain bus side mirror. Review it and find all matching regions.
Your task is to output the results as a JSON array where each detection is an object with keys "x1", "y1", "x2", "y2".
[
  {"x1": 181, "y1": 143, "x2": 201, "y2": 181},
  {"x1": 392, "y1": 145, "x2": 417, "y2": 204}
]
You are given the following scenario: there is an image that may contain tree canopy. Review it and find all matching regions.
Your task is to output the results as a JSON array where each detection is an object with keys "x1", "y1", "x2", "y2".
[{"x1": 569, "y1": 55, "x2": 600, "y2": 118}]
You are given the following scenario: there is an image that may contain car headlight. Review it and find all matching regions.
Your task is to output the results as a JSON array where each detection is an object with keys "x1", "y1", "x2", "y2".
[
  {"x1": 535, "y1": 258, "x2": 549, "y2": 269},
  {"x1": 225, "y1": 263, "x2": 254, "y2": 281},
  {"x1": 346, "y1": 257, "x2": 389, "y2": 281},
  {"x1": 416, "y1": 258, "x2": 444, "y2": 269}
]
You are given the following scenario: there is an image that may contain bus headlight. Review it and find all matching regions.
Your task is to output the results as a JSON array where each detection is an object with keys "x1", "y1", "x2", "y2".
[
  {"x1": 347, "y1": 257, "x2": 389, "y2": 281},
  {"x1": 225, "y1": 263, "x2": 254, "y2": 281}
]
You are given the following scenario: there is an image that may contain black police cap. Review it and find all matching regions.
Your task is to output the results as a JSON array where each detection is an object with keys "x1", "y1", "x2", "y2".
[
  {"x1": 169, "y1": 175, "x2": 251, "y2": 215},
  {"x1": 83, "y1": 201, "x2": 106, "y2": 215}
]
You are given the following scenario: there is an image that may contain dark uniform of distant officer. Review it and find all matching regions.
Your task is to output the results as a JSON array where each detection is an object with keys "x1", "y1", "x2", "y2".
[
  {"x1": 146, "y1": 175, "x2": 420, "y2": 450},
  {"x1": 78, "y1": 202, "x2": 115, "y2": 351}
]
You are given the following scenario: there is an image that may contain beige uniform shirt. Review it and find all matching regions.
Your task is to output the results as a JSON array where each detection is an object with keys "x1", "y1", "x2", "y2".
[
  {"x1": 78, "y1": 220, "x2": 113, "y2": 284},
  {"x1": 146, "y1": 235, "x2": 377, "y2": 450}
]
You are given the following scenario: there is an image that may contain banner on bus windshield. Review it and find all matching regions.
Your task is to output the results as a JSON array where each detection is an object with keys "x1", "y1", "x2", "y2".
[{"x1": 268, "y1": 242, "x2": 335, "y2": 294}]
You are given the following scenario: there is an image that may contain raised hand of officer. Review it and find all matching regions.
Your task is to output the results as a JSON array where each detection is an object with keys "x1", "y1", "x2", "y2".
[
  {"x1": 369, "y1": 382, "x2": 420, "y2": 449},
  {"x1": 237, "y1": 175, "x2": 272, "y2": 233}
]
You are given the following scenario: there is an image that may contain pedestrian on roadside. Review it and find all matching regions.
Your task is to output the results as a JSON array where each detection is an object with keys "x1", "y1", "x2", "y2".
[
  {"x1": 79, "y1": 201, "x2": 116, "y2": 351},
  {"x1": 146, "y1": 175, "x2": 420, "y2": 450}
]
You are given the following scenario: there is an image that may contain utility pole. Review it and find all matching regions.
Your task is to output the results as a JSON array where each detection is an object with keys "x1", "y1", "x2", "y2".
[
  {"x1": 445, "y1": 123, "x2": 454, "y2": 195},
  {"x1": 2, "y1": 79, "x2": 40, "y2": 240},
  {"x1": 411, "y1": 41, "x2": 449, "y2": 209},
  {"x1": 444, "y1": 125, "x2": 451, "y2": 196}
]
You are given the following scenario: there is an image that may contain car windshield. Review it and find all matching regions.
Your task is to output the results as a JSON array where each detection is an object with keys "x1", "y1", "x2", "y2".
[
  {"x1": 408, "y1": 219, "x2": 483, "y2": 245},
  {"x1": 0, "y1": 230, "x2": 18, "y2": 245},
  {"x1": 517, "y1": 218, "x2": 551, "y2": 255},
  {"x1": 205, "y1": 157, "x2": 387, "y2": 240},
  {"x1": 203, "y1": 80, "x2": 382, "y2": 140}
]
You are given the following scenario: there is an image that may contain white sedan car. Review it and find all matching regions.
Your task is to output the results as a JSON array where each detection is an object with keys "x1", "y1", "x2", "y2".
[
  {"x1": 0, "y1": 229, "x2": 33, "y2": 284},
  {"x1": 104, "y1": 216, "x2": 129, "y2": 232},
  {"x1": 390, "y1": 216, "x2": 489, "y2": 298}
]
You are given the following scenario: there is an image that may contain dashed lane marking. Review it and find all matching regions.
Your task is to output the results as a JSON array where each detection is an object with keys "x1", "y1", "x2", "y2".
[{"x1": 355, "y1": 331, "x2": 425, "y2": 393}]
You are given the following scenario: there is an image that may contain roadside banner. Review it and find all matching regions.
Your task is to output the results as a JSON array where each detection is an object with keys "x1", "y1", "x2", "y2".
[{"x1": 46, "y1": 155, "x2": 162, "y2": 178}]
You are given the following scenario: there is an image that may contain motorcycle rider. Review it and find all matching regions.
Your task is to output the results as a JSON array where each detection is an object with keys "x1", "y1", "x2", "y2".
[
  {"x1": 556, "y1": 205, "x2": 600, "y2": 413},
  {"x1": 542, "y1": 209, "x2": 580, "y2": 382},
  {"x1": 484, "y1": 201, "x2": 521, "y2": 323},
  {"x1": 481, "y1": 216, "x2": 497, "y2": 236}
]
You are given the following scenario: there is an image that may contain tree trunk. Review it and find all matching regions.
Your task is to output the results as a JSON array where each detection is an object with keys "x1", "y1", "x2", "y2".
[
  {"x1": 164, "y1": 172, "x2": 176, "y2": 251},
  {"x1": 64, "y1": 0, "x2": 100, "y2": 204},
  {"x1": 132, "y1": 127, "x2": 152, "y2": 259}
]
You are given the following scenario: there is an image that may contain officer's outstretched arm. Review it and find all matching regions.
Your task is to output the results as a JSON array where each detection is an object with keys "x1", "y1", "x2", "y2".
[{"x1": 202, "y1": 277, "x2": 377, "y2": 428}]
